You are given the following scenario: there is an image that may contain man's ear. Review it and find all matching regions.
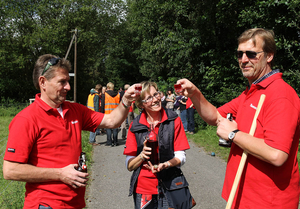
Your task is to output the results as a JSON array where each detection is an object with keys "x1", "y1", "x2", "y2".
[
  {"x1": 39, "y1": 76, "x2": 46, "y2": 89},
  {"x1": 266, "y1": 53, "x2": 274, "y2": 63}
]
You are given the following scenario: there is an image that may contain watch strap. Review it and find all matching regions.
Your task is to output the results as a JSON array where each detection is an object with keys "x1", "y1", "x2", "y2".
[
  {"x1": 232, "y1": 129, "x2": 240, "y2": 134},
  {"x1": 229, "y1": 129, "x2": 240, "y2": 142}
]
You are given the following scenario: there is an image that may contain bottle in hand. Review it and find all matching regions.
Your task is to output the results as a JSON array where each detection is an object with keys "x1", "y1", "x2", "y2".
[
  {"x1": 146, "y1": 124, "x2": 159, "y2": 168},
  {"x1": 77, "y1": 152, "x2": 87, "y2": 172},
  {"x1": 218, "y1": 113, "x2": 232, "y2": 147}
]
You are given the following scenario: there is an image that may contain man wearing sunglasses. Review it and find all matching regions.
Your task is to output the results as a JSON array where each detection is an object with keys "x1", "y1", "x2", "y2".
[
  {"x1": 3, "y1": 54, "x2": 141, "y2": 209},
  {"x1": 177, "y1": 28, "x2": 300, "y2": 208}
]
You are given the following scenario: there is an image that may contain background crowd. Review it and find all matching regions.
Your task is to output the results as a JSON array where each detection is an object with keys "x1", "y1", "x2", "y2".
[{"x1": 87, "y1": 83, "x2": 196, "y2": 147}]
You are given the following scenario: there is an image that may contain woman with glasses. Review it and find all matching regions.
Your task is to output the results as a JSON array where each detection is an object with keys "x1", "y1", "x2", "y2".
[{"x1": 123, "y1": 81, "x2": 192, "y2": 209}]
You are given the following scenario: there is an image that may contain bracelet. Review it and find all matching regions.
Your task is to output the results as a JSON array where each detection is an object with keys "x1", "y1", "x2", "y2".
[
  {"x1": 166, "y1": 161, "x2": 171, "y2": 169},
  {"x1": 122, "y1": 97, "x2": 131, "y2": 109}
]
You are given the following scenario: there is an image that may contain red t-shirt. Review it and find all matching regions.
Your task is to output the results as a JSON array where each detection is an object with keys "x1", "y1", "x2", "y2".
[
  {"x1": 186, "y1": 97, "x2": 195, "y2": 109},
  {"x1": 123, "y1": 108, "x2": 190, "y2": 194},
  {"x1": 218, "y1": 73, "x2": 300, "y2": 208},
  {"x1": 4, "y1": 94, "x2": 104, "y2": 209}
]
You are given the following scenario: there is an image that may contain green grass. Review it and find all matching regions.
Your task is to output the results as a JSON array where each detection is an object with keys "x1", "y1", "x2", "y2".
[
  {"x1": 0, "y1": 104, "x2": 28, "y2": 117},
  {"x1": 190, "y1": 125, "x2": 231, "y2": 161},
  {"x1": 0, "y1": 106, "x2": 93, "y2": 208},
  {"x1": 135, "y1": 105, "x2": 230, "y2": 160}
]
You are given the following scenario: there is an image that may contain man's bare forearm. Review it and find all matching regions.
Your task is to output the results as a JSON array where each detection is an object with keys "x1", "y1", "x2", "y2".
[{"x1": 3, "y1": 160, "x2": 61, "y2": 182}]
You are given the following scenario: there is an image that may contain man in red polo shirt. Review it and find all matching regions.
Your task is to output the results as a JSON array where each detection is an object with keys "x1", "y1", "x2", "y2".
[
  {"x1": 177, "y1": 28, "x2": 300, "y2": 208},
  {"x1": 3, "y1": 54, "x2": 141, "y2": 209}
]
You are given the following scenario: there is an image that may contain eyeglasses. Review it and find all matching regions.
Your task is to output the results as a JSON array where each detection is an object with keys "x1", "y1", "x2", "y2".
[
  {"x1": 41, "y1": 57, "x2": 61, "y2": 75},
  {"x1": 236, "y1": 51, "x2": 264, "y2": 59},
  {"x1": 142, "y1": 91, "x2": 161, "y2": 103}
]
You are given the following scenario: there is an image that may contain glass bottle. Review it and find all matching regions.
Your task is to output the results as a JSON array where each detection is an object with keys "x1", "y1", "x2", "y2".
[
  {"x1": 77, "y1": 152, "x2": 87, "y2": 173},
  {"x1": 146, "y1": 124, "x2": 159, "y2": 168},
  {"x1": 218, "y1": 113, "x2": 232, "y2": 147}
]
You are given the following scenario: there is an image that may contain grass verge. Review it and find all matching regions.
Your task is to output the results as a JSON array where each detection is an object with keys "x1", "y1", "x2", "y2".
[{"x1": 189, "y1": 125, "x2": 230, "y2": 161}]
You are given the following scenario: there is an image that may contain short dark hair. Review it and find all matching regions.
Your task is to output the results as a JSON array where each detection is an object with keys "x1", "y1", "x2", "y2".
[
  {"x1": 95, "y1": 84, "x2": 102, "y2": 92},
  {"x1": 32, "y1": 54, "x2": 71, "y2": 90}
]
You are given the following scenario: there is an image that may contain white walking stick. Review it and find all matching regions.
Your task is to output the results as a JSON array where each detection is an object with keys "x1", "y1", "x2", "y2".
[{"x1": 225, "y1": 94, "x2": 266, "y2": 209}]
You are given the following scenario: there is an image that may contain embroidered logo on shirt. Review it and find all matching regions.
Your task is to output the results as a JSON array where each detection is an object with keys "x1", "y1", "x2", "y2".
[
  {"x1": 7, "y1": 148, "x2": 15, "y2": 153},
  {"x1": 71, "y1": 120, "x2": 78, "y2": 124},
  {"x1": 250, "y1": 104, "x2": 257, "y2": 110}
]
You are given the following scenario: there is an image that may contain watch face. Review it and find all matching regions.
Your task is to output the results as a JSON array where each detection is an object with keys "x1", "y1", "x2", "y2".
[{"x1": 228, "y1": 132, "x2": 235, "y2": 140}]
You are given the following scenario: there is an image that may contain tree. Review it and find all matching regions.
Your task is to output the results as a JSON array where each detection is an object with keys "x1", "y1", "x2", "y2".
[
  {"x1": 126, "y1": 0, "x2": 300, "y2": 107},
  {"x1": 1, "y1": 0, "x2": 300, "y2": 107},
  {"x1": 0, "y1": 0, "x2": 128, "y2": 104},
  {"x1": 126, "y1": 0, "x2": 244, "y2": 105}
]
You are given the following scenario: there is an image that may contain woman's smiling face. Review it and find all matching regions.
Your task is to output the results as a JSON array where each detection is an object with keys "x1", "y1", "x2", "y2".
[{"x1": 141, "y1": 86, "x2": 162, "y2": 114}]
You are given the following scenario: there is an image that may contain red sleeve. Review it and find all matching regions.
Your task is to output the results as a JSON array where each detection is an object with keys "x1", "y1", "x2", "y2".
[
  {"x1": 174, "y1": 117, "x2": 190, "y2": 151},
  {"x1": 263, "y1": 97, "x2": 299, "y2": 153},
  {"x1": 5, "y1": 116, "x2": 36, "y2": 163},
  {"x1": 123, "y1": 123, "x2": 138, "y2": 156},
  {"x1": 80, "y1": 104, "x2": 104, "y2": 132}
]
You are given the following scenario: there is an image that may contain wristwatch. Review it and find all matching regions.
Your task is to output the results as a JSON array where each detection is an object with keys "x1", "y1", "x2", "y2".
[{"x1": 228, "y1": 129, "x2": 240, "y2": 142}]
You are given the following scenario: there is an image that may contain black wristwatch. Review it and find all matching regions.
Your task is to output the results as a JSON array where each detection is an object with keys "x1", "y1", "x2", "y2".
[{"x1": 228, "y1": 129, "x2": 240, "y2": 142}]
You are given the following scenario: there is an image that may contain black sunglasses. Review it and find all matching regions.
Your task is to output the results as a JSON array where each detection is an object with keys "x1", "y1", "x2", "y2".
[
  {"x1": 41, "y1": 57, "x2": 61, "y2": 75},
  {"x1": 236, "y1": 51, "x2": 264, "y2": 59}
]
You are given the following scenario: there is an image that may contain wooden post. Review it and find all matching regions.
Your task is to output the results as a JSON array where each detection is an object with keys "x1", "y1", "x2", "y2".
[
  {"x1": 64, "y1": 29, "x2": 78, "y2": 102},
  {"x1": 74, "y1": 28, "x2": 77, "y2": 103}
]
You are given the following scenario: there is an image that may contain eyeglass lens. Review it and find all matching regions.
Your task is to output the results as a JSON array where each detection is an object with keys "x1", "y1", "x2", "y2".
[
  {"x1": 42, "y1": 57, "x2": 61, "y2": 75},
  {"x1": 236, "y1": 51, "x2": 263, "y2": 59},
  {"x1": 49, "y1": 57, "x2": 61, "y2": 65},
  {"x1": 143, "y1": 92, "x2": 161, "y2": 103}
]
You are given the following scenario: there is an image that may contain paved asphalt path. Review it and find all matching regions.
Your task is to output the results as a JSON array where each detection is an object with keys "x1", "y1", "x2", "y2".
[{"x1": 85, "y1": 130, "x2": 227, "y2": 209}]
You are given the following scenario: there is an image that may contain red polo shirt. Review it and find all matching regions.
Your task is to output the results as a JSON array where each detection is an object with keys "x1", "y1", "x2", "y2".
[
  {"x1": 123, "y1": 108, "x2": 190, "y2": 194},
  {"x1": 4, "y1": 94, "x2": 104, "y2": 208},
  {"x1": 218, "y1": 73, "x2": 300, "y2": 208}
]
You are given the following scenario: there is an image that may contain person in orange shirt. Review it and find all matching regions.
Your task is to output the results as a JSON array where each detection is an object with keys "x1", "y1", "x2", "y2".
[
  {"x1": 101, "y1": 82, "x2": 121, "y2": 146},
  {"x1": 86, "y1": 84, "x2": 102, "y2": 145}
]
